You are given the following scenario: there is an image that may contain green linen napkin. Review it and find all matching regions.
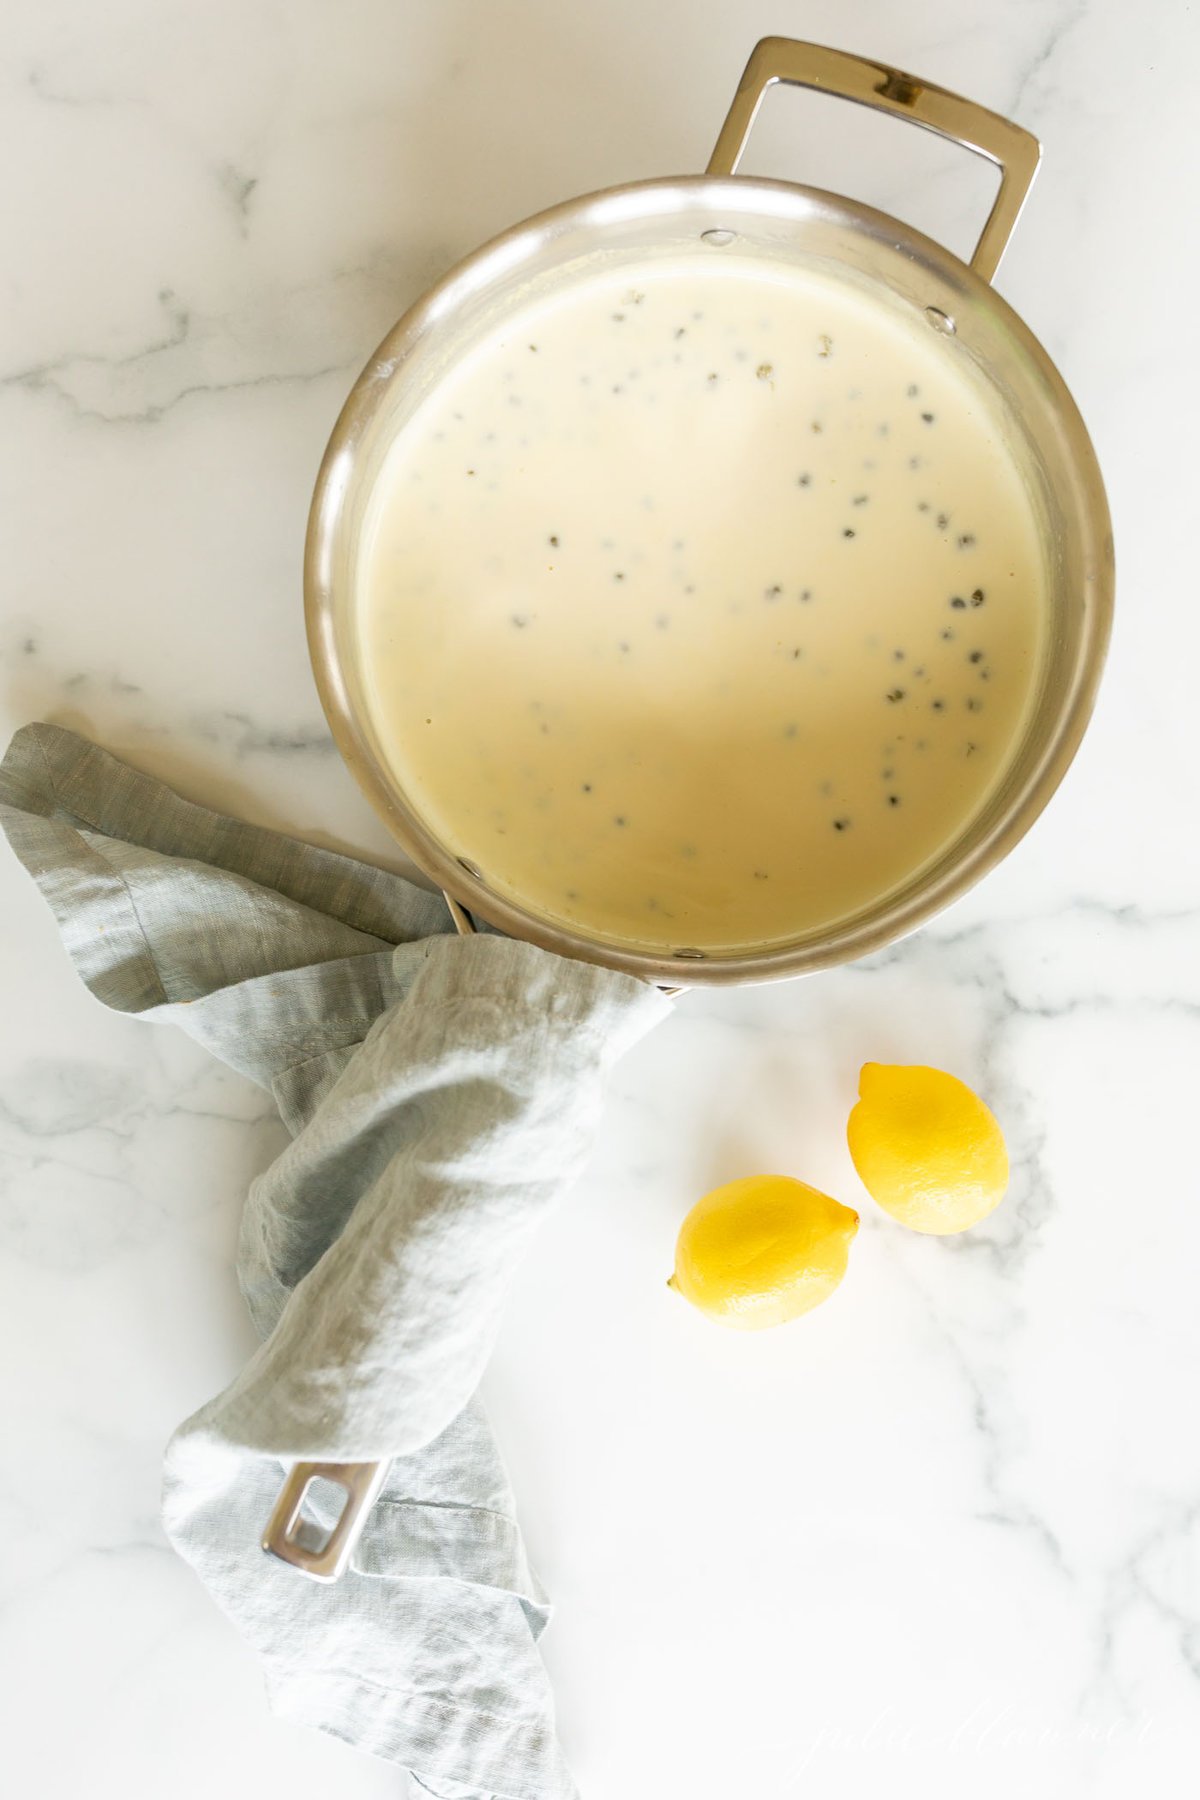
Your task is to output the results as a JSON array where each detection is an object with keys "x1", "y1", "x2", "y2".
[{"x1": 0, "y1": 722, "x2": 671, "y2": 1800}]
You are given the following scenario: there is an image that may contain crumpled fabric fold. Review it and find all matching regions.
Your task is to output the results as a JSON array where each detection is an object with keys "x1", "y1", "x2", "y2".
[{"x1": 1, "y1": 722, "x2": 671, "y2": 1800}]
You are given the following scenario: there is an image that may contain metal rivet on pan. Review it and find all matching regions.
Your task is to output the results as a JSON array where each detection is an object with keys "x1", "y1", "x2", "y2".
[
  {"x1": 700, "y1": 228, "x2": 736, "y2": 247},
  {"x1": 673, "y1": 946, "x2": 707, "y2": 960},
  {"x1": 457, "y1": 856, "x2": 484, "y2": 880},
  {"x1": 925, "y1": 306, "x2": 957, "y2": 336}
]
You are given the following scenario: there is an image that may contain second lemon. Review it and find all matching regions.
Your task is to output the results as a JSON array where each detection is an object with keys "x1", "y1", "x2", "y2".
[
  {"x1": 847, "y1": 1062, "x2": 1009, "y2": 1235},
  {"x1": 669, "y1": 1175, "x2": 859, "y2": 1330}
]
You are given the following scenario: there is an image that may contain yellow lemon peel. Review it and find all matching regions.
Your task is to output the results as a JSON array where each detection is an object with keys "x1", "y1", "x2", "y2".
[
  {"x1": 669, "y1": 1174, "x2": 858, "y2": 1330},
  {"x1": 847, "y1": 1062, "x2": 1009, "y2": 1235}
]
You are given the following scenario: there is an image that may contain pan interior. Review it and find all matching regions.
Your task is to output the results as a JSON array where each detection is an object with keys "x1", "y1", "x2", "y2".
[
  {"x1": 310, "y1": 180, "x2": 1110, "y2": 980},
  {"x1": 352, "y1": 246, "x2": 1046, "y2": 955}
]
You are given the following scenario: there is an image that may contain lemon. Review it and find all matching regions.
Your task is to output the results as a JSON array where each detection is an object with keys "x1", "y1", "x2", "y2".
[
  {"x1": 847, "y1": 1063, "x2": 1009, "y2": 1235},
  {"x1": 669, "y1": 1175, "x2": 858, "y2": 1330}
]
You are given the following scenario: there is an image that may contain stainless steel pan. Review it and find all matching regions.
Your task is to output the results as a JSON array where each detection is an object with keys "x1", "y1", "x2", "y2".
[{"x1": 266, "y1": 37, "x2": 1112, "y2": 1578}]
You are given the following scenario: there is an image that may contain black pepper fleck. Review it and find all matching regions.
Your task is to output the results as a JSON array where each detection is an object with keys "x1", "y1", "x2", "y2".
[
  {"x1": 971, "y1": 588, "x2": 986, "y2": 607},
  {"x1": 797, "y1": 473, "x2": 812, "y2": 487},
  {"x1": 959, "y1": 533, "x2": 976, "y2": 548},
  {"x1": 888, "y1": 794, "x2": 901, "y2": 807},
  {"x1": 886, "y1": 688, "x2": 906, "y2": 703},
  {"x1": 950, "y1": 595, "x2": 967, "y2": 610},
  {"x1": 921, "y1": 411, "x2": 935, "y2": 424},
  {"x1": 833, "y1": 817, "x2": 851, "y2": 832},
  {"x1": 843, "y1": 528, "x2": 856, "y2": 539},
  {"x1": 968, "y1": 650, "x2": 984, "y2": 664}
]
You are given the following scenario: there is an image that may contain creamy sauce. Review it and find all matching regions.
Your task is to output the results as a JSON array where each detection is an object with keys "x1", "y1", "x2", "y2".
[{"x1": 358, "y1": 255, "x2": 1046, "y2": 952}]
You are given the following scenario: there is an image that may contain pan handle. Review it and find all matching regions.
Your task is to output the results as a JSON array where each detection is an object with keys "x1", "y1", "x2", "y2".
[
  {"x1": 706, "y1": 37, "x2": 1041, "y2": 284},
  {"x1": 262, "y1": 892, "x2": 479, "y2": 1581},
  {"x1": 262, "y1": 1457, "x2": 388, "y2": 1582},
  {"x1": 262, "y1": 893, "x2": 678, "y2": 1579}
]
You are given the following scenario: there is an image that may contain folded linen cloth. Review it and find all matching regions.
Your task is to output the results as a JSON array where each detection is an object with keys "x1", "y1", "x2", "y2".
[{"x1": 0, "y1": 722, "x2": 671, "y2": 1799}]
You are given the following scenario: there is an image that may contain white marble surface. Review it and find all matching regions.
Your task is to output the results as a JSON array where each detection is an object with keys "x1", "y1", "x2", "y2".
[{"x1": 2, "y1": 2, "x2": 1197, "y2": 1795}]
